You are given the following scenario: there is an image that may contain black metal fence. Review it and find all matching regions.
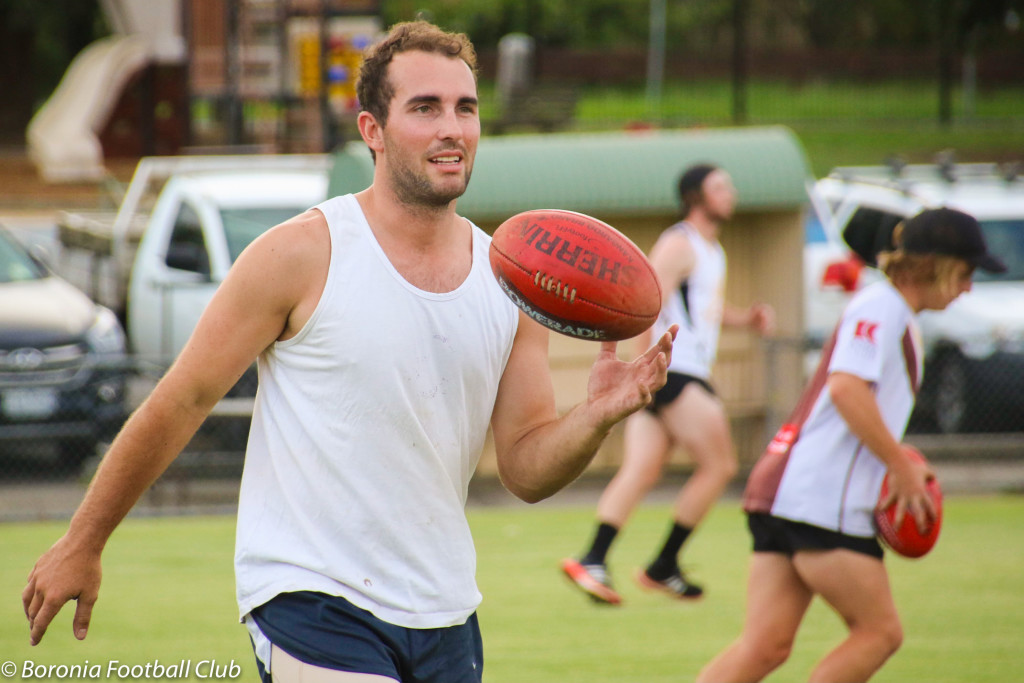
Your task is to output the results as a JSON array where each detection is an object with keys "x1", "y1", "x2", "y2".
[
  {"x1": 475, "y1": 45, "x2": 1024, "y2": 135},
  {"x1": 3, "y1": 343, "x2": 1021, "y2": 485},
  {"x1": 0, "y1": 360, "x2": 249, "y2": 484},
  {"x1": 192, "y1": 27, "x2": 1024, "y2": 152}
]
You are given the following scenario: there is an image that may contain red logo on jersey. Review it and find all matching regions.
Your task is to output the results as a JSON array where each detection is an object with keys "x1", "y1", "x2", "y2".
[
  {"x1": 854, "y1": 321, "x2": 878, "y2": 343},
  {"x1": 766, "y1": 423, "x2": 799, "y2": 455}
]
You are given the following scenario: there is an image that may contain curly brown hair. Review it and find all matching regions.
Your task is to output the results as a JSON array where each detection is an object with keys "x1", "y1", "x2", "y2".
[{"x1": 357, "y1": 20, "x2": 478, "y2": 128}]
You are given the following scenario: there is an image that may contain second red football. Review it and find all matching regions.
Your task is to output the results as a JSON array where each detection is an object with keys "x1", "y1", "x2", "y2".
[{"x1": 874, "y1": 445, "x2": 943, "y2": 558}]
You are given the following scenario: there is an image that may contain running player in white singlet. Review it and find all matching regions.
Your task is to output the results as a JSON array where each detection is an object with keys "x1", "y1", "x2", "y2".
[
  {"x1": 658, "y1": 221, "x2": 726, "y2": 379},
  {"x1": 22, "y1": 22, "x2": 677, "y2": 683},
  {"x1": 698, "y1": 207, "x2": 1006, "y2": 683},
  {"x1": 562, "y1": 164, "x2": 774, "y2": 604}
]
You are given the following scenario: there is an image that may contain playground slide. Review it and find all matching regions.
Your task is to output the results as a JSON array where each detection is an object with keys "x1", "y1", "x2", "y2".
[{"x1": 27, "y1": 34, "x2": 149, "y2": 183}]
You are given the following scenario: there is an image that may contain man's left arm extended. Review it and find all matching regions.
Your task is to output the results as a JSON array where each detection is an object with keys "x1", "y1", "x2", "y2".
[{"x1": 490, "y1": 316, "x2": 675, "y2": 503}]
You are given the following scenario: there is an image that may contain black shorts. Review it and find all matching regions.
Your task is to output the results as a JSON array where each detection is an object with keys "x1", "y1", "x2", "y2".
[
  {"x1": 250, "y1": 591, "x2": 483, "y2": 683},
  {"x1": 645, "y1": 372, "x2": 715, "y2": 414},
  {"x1": 747, "y1": 513, "x2": 884, "y2": 560}
]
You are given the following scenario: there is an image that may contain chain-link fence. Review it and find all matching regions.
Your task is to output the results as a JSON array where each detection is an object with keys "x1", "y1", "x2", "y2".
[
  {"x1": 792, "y1": 337, "x2": 1024, "y2": 437},
  {"x1": 173, "y1": 0, "x2": 1024, "y2": 153},
  {"x1": 0, "y1": 356, "x2": 131, "y2": 480},
  {"x1": 2, "y1": 338, "x2": 1020, "y2": 513},
  {"x1": 0, "y1": 358, "x2": 249, "y2": 505},
  {"x1": 484, "y1": 44, "x2": 1024, "y2": 130}
]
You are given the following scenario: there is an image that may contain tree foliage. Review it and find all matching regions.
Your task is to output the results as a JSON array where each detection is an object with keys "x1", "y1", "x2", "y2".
[
  {"x1": 1, "y1": 0, "x2": 108, "y2": 96},
  {"x1": 382, "y1": 0, "x2": 654, "y2": 48},
  {"x1": 381, "y1": 0, "x2": 1024, "y2": 51},
  {"x1": 0, "y1": 0, "x2": 108, "y2": 140}
]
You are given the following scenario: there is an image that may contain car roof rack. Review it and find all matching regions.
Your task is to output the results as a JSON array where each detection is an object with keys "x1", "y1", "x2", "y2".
[{"x1": 827, "y1": 160, "x2": 1022, "y2": 190}]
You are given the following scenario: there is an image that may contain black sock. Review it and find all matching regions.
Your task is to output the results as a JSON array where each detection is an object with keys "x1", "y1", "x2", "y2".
[
  {"x1": 580, "y1": 522, "x2": 619, "y2": 566},
  {"x1": 646, "y1": 522, "x2": 693, "y2": 580}
]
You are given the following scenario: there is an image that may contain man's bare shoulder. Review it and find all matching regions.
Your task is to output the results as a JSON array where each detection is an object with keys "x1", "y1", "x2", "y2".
[
  {"x1": 272, "y1": 207, "x2": 329, "y2": 244},
  {"x1": 651, "y1": 224, "x2": 695, "y2": 260},
  {"x1": 222, "y1": 208, "x2": 330, "y2": 338},
  {"x1": 242, "y1": 208, "x2": 329, "y2": 266}
]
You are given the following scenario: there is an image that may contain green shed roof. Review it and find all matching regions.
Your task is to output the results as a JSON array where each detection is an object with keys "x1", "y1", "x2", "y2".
[{"x1": 327, "y1": 126, "x2": 812, "y2": 222}]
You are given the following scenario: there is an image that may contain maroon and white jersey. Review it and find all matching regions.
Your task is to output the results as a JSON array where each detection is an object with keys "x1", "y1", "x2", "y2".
[{"x1": 743, "y1": 280, "x2": 924, "y2": 537}]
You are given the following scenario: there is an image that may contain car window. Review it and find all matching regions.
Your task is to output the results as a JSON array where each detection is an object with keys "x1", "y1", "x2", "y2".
[
  {"x1": 804, "y1": 210, "x2": 828, "y2": 244},
  {"x1": 221, "y1": 207, "x2": 309, "y2": 263},
  {"x1": 0, "y1": 230, "x2": 46, "y2": 283},
  {"x1": 167, "y1": 202, "x2": 211, "y2": 275},
  {"x1": 975, "y1": 219, "x2": 1024, "y2": 282}
]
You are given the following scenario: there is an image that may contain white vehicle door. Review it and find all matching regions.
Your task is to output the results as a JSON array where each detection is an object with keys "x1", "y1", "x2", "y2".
[{"x1": 129, "y1": 198, "x2": 221, "y2": 362}]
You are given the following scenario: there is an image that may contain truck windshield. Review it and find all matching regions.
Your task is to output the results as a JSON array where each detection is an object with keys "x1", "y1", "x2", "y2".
[
  {"x1": 0, "y1": 229, "x2": 46, "y2": 283},
  {"x1": 975, "y1": 219, "x2": 1024, "y2": 283},
  {"x1": 221, "y1": 207, "x2": 312, "y2": 263}
]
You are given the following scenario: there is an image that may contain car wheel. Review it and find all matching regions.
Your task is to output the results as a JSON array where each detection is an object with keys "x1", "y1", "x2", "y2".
[{"x1": 932, "y1": 352, "x2": 977, "y2": 434}]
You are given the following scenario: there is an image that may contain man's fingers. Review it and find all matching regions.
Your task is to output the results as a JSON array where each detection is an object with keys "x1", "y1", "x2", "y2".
[
  {"x1": 22, "y1": 576, "x2": 36, "y2": 620},
  {"x1": 28, "y1": 597, "x2": 62, "y2": 646},
  {"x1": 25, "y1": 585, "x2": 46, "y2": 626},
  {"x1": 639, "y1": 328, "x2": 675, "y2": 364},
  {"x1": 73, "y1": 595, "x2": 95, "y2": 640}
]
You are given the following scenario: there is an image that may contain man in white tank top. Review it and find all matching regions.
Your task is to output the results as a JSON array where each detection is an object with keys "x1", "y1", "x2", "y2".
[
  {"x1": 562, "y1": 164, "x2": 774, "y2": 603},
  {"x1": 23, "y1": 21, "x2": 677, "y2": 683},
  {"x1": 698, "y1": 208, "x2": 1006, "y2": 682}
]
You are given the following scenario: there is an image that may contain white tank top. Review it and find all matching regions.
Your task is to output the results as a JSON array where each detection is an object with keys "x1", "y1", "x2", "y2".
[
  {"x1": 744, "y1": 280, "x2": 923, "y2": 536},
  {"x1": 651, "y1": 222, "x2": 726, "y2": 379},
  {"x1": 234, "y1": 194, "x2": 519, "y2": 629}
]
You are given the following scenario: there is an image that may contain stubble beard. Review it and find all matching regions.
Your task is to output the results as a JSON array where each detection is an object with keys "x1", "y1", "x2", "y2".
[
  {"x1": 706, "y1": 202, "x2": 735, "y2": 225},
  {"x1": 385, "y1": 143, "x2": 473, "y2": 211},
  {"x1": 391, "y1": 164, "x2": 471, "y2": 211}
]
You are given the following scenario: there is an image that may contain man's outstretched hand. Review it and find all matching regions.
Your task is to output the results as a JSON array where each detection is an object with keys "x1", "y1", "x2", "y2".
[
  {"x1": 23, "y1": 534, "x2": 102, "y2": 646},
  {"x1": 586, "y1": 325, "x2": 677, "y2": 426}
]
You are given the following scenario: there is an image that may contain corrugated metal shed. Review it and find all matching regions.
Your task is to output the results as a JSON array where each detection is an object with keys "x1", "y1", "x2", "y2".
[{"x1": 327, "y1": 126, "x2": 812, "y2": 221}]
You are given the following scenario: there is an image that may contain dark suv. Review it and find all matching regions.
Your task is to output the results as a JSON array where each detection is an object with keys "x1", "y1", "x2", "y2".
[{"x1": 0, "y1": 225, "x2": 127, "y2": 474}]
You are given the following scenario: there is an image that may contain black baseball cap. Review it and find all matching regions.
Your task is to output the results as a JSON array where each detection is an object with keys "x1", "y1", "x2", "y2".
[{"x1": 899, "y1": 207, "x2": 1007, "y2": 273}]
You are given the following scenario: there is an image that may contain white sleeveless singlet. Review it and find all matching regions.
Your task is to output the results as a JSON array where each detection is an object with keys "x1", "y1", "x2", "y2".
[
  {"x1": 651, "y1": 222, "x2": 726, "y2": 380},
  {"x1": 234, "y1": 194, "x2": 519, "y2": 629}
]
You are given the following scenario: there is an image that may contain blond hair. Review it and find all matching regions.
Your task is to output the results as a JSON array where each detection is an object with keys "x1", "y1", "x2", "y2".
[{"x1": 878, "y1": 220, "x2": 972, "y2": 299}]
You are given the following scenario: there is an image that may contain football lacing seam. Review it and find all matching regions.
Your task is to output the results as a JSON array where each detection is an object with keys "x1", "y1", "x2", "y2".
[
  {"x1": 534, "y1": 271, "x2": 577, "y2": 303},
  {"x1": 493, "y1": 249, "x2": 656, "y2": 319}
]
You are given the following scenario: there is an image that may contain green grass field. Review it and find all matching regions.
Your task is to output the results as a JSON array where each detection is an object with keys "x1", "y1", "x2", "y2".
[{"x1": 3, "y1": 495, "x2": 1022, "y2": 682}]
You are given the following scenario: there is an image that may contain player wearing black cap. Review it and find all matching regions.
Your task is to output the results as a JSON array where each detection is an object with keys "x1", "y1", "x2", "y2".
[{"x1": 698, "y1": 207, "x2": 1003, "y2": 682}]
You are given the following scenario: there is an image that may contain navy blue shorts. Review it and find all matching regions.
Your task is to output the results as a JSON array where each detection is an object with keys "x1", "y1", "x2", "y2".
[
  {"x1": 250, "y1": 591, "x2": 483, "y2": 683},
  {"x1": 645, "y1": 371, "x2": 715, "y2": 413},
  {"x1": 748, "y1": 513, "x2": 884, "y2": 559}
]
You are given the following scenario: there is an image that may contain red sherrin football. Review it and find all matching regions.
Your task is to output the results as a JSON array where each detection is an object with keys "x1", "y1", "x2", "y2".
[
  {"x1": 874, "y1": 445, "x2": 943, "y2": 558},
  {"x1": 489, "y1": 209, "x2": 661, "y2": 341}
]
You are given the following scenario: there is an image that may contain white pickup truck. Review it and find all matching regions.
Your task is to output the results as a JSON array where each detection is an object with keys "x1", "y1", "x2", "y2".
[
  {"x1": 807, "y1": 161, "x2": 1024, "y2": 434},
  {"x1": 57, "y1": 155, "x2": 330, "y2": 373}
]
